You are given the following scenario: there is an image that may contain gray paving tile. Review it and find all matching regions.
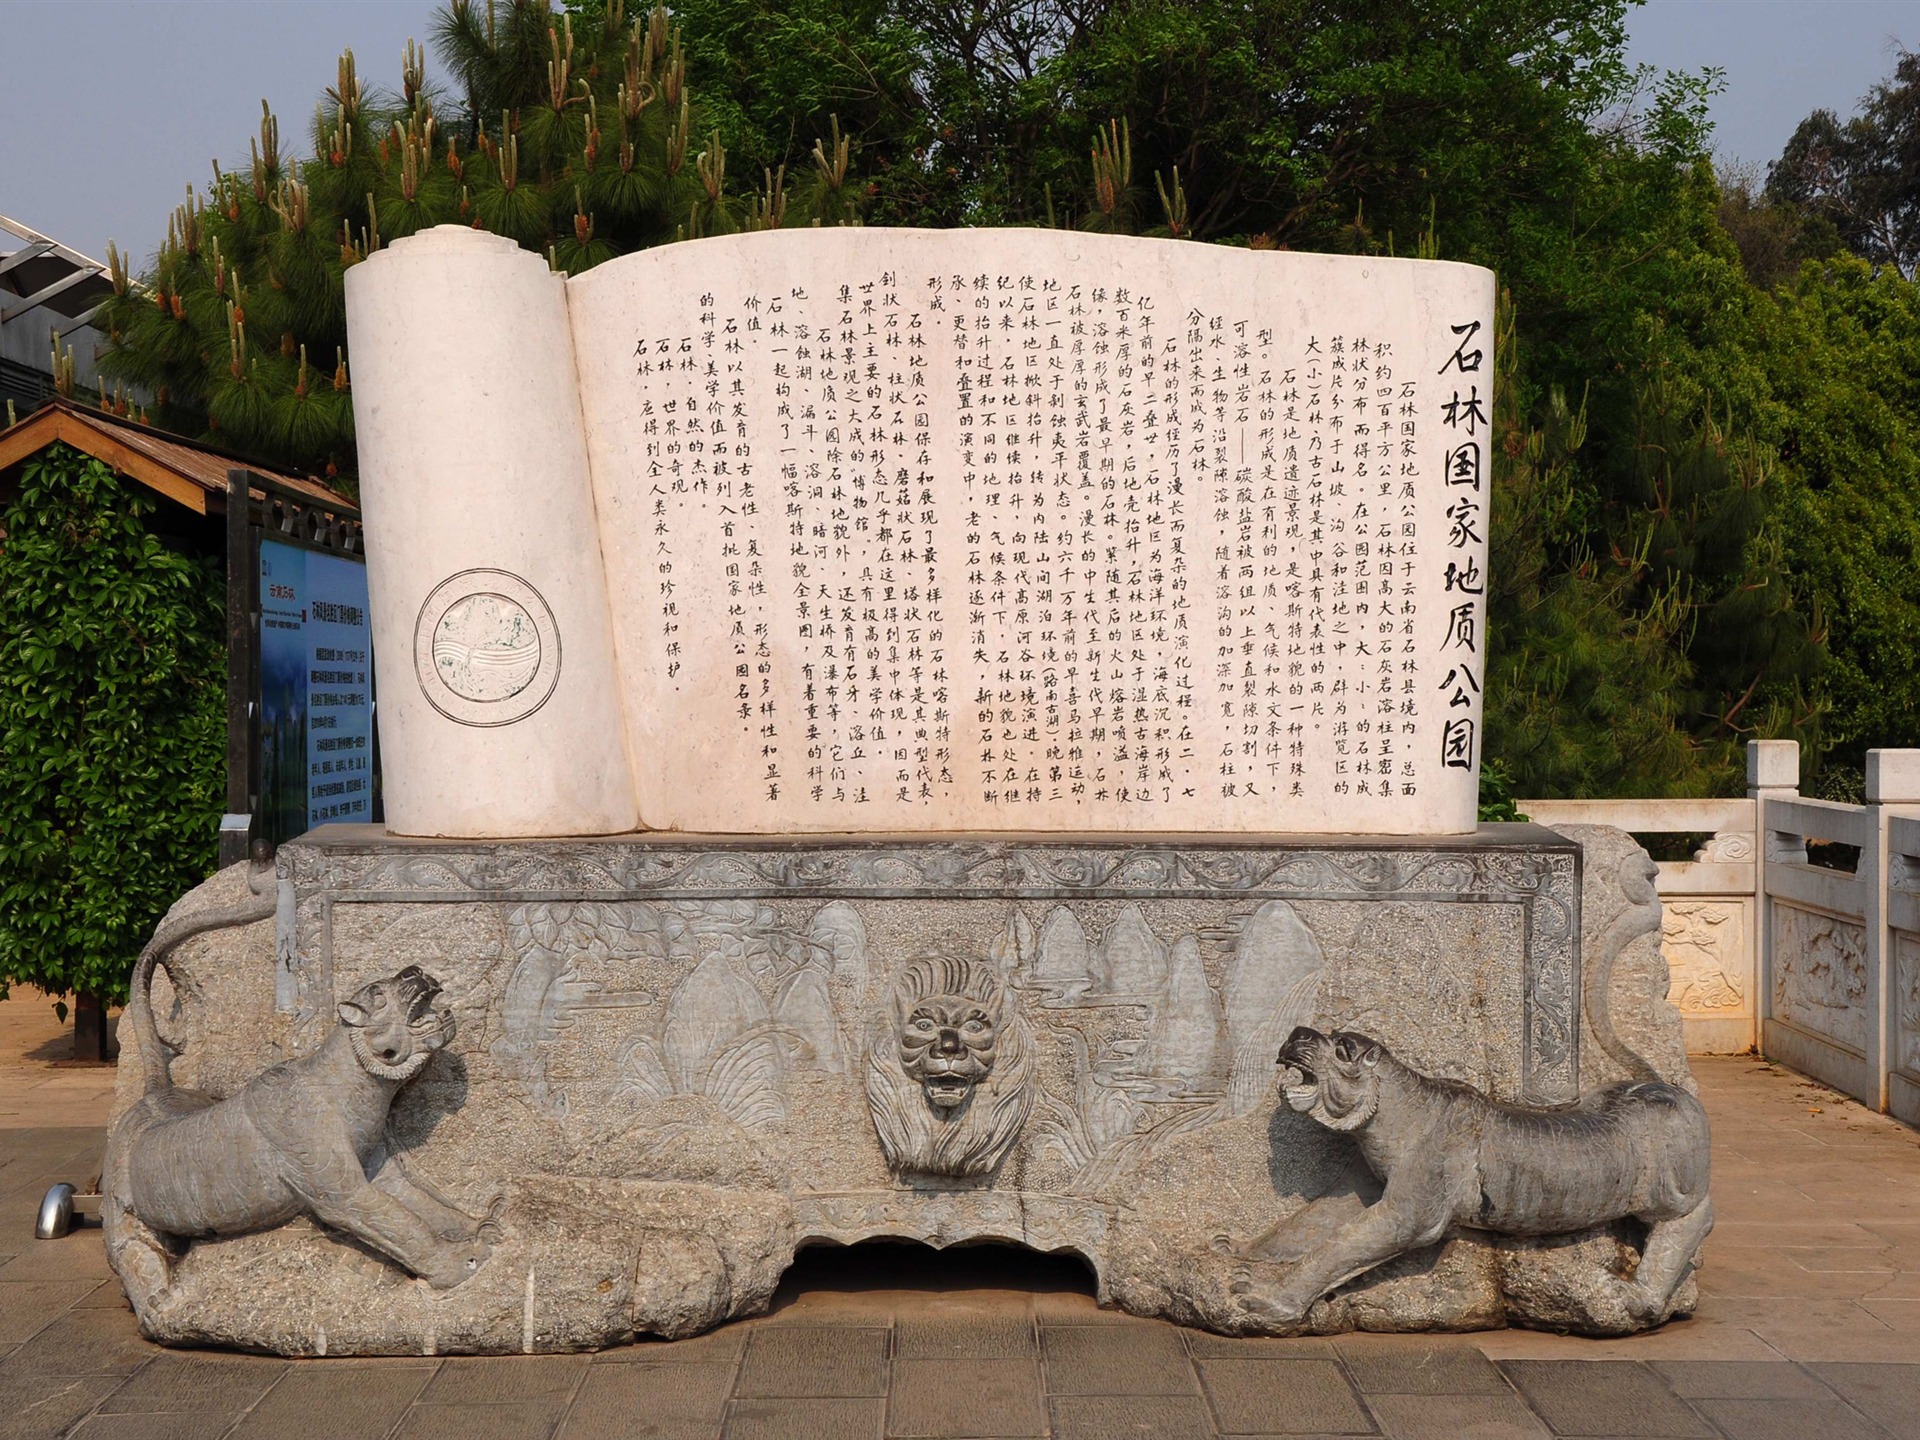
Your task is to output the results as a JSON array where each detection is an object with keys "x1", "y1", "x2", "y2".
[
  {"x1": 1807, "y1": 1365, "x2": 1920, "y2": 1439},
  {"x1": 1366, "y1": 1392, "x2": 1548, "y2": 1440},
  {"x1": 1187, "y1": 1334, "x2": 1338, "y2": 1358},
  {"x1": 0, "y1": 1233, "x2": 114, "y2": 1283},
  {"x1": 419, "y1": 1354, "x2": 588, "y2": 1404},
  {"x1": 97, "y1": 1351, "x2": 287, "y2": 1414},
  {"x1": 227, "y1": 1361, "x2": 436, "y2": 1440},
  {"x1": 1334, "y1": 1341, "x2": 1508, "y2": 1395},
  {"x1": 1049, "y1": 1395, "x2": 1216, "y2": 1440},
  {"x1": 391, "y1": 1401, "x2": 561, "y2": 1440},
  {"x1": 596, "y1": 1327, "x2": 747, "y2": 1365},
  {"x1": 1499, "y1": 1361, "x2": 1713, "y2": 1436},
  {"x1": 1651, "y1": 1361, "x2": 1837, "y2": 1399},
  {"x1": 1040, "y1": 1325, "x2": 1196, "y2": 1395},
  {"x1": 559, "y1": 1362, "x2": 734, "y2": 1435},
  {"x1": 1196, "y1": 1358, "x2": 1374, "y2": 1434},
  {"x1": 65, "y1": 1414, "x2": 239, "y2": 1440},
  {"x1": 1033, "y1": 1294, "x2": 1151, "y2": 1326},
  {"x1": 889, "y1": 1358, "x2": 1044, "y2": 1437},
  {"x1": 0, "y1": 1281, "x2": 97, "y2": 1345},
  {"x1": 737, "y1": 1327, "x2": 888, "y2": 1398},
  {"x1": 73, "y1": 1280, "x2": 131, "y2": 1311},
  {"x1": 0, "y1": 1304, "x2": 155, "y2": 1376},
  {"x1": 724, "y1": 1397, "x2": 883, "y2": 1439},
  {"x1": 1694, "y1": 1398, "x2": 1898, "y2": 1440},
  {"x1": 0, "y1": 1373, "x2": 120, "y2": 1440},
  {"x1": 896, "y1": 1315, "x2": 1035, "y2": 1359}
]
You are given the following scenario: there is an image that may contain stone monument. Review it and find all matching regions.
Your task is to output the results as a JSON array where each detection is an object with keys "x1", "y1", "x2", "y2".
[{"x1": 102, "y1": 227, "x2": 1708, "y2": 1353}]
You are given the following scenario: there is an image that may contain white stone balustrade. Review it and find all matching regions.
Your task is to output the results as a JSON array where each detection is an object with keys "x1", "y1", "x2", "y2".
[{"x1": 1526, "y1": 742, "x2": 1920, "y2": 1121}]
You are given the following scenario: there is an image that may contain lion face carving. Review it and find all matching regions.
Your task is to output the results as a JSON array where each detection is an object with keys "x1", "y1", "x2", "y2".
[
  {"x1": 865, "y1": 954, "x2": 1035, "y2": 1179},
  {"x1": 898, "y1": 993, "x2": 999, "y2": 1109}
]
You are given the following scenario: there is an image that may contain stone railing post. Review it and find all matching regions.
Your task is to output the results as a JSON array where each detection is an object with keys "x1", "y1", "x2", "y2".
[
  {"x1": 1867, "y1": 750, "x2": 1920, "y2": 1112},
  {"x1": 1749, "y1": 739, "x2": 1800, "y2": 1063}
]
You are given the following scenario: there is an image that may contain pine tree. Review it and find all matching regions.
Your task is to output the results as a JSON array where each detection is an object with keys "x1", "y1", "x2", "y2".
[{"x1": 94, "y1": 0, "x2": 863, "y2": 485}]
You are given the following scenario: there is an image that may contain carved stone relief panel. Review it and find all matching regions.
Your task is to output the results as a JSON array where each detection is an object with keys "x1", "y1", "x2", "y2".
[
  {"x1": 109, "y1": 831, "x2": 1651, "y2": 1356},
  {"x1": 316, "y1": 892, "x2": 1537, "y2": 1211},
  {"x1": 1771, "y1": 902, "x2": 1869, "y2": 1053},
  {"x1": 1661, "y1": 900, "x2": 1750, "y2": 1016},
  {"x1": 1896, "y1": 932, "x2": 1920, "y2": 1080}
]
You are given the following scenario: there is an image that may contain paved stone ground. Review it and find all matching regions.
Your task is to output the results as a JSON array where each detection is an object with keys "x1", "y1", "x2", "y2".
[
  {"x1": 0, "y1": 989, "x2": 116, "y2": 1130},
  {"x1": 4, "y1": 982, "x2": 1920, "y2": 1438}
]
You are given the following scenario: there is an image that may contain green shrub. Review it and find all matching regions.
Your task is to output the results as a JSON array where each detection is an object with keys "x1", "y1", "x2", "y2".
[{"x1": 0, "y1": 444, "x2": 224, "y2": 1007}]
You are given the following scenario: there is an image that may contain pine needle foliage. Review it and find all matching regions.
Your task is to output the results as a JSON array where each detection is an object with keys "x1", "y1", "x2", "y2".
[{"x1": 94, "y1": 0, "x2": 865, "y2": 486}]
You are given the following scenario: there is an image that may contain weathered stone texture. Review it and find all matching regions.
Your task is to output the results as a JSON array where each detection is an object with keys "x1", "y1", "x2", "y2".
[{"x1": 104, "y1": 824, "x2": 1703, "y2": 1352}]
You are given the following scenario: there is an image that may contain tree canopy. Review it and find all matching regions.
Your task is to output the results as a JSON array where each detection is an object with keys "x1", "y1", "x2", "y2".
[
  {"x1": 71, "y1": 0, "x2": 1920, "y2": 800},
  {"x1": 89, "y1": 0, "x2": 865, "y2": 483}
]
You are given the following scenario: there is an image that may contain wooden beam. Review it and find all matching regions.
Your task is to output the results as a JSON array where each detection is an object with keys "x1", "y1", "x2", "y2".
[
  {"x1": 0, "y1": 410, "x2": 210, "y2": 515},
  {"x1": 47, "y1": 414, "x2": 208, "y2": 514},
  {"x1": 0, "y1": 409, "x2": 61, "y2": 473}
]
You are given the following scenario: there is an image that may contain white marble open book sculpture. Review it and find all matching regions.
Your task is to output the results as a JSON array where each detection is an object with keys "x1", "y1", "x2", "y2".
[{"x1": 345, "y1": 227, "x2": 1495, "y2": 839}]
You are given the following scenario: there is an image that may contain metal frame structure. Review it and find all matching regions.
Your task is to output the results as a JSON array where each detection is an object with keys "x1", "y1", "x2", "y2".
[{"x1": 0, "y1": 214, "x2": 108, "y2": 333}]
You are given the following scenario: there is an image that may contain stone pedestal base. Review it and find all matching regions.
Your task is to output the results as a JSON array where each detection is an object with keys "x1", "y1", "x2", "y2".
[{"x1": 105, "y1": 824, "x2": 1701, "y2": 1353}]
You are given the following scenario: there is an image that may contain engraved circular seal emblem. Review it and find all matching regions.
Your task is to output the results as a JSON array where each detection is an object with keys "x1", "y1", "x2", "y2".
[{"x1": 413, "y1": 569, "x2": 561, "y2": 727}]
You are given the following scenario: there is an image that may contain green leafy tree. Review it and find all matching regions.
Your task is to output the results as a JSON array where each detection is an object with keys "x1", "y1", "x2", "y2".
[
  {"x1": 0, "y1": 445, "x2": 225, "y2": 1009},
  {"x1": 1716, "y1": 163, "x2": 1843, "y2": 291},
  {"x1": 1768, "y1": 49, "x2": 1920, "y2": 279},
  {"x1": 1483, "y1": 269, "x2": 1823, "y2": 800},
  {"x1": 1752, "y1": 256, "x2": 1920, "y2": 765}
]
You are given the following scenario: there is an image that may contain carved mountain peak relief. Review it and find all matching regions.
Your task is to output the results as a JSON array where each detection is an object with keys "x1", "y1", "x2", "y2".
[
  {"x1": 1224, "y1": 900, "x2": 1328, "y2": 1115},
  {"x1": 1144, "y1": 935, "x2": 1226, "y2": 1089},
  {"x1": 774, "y1": 968, "x2": 846, "y2": 1074},
  {"x1": 651, "y1": 947, "x2": 787, "y2": 1128},
  {"x1": 1034, "y1": 907, "x2": 1094, "y2": 989},
  {"x1": 1098, "y1": 904, "x2": 1169, "y2": 995},
  {"x1": 988, "y1": 908, "x2": 1036, "y2": 974},
  {"x1": 807, "y1": 901, "x2": 869, "y2": 992}
]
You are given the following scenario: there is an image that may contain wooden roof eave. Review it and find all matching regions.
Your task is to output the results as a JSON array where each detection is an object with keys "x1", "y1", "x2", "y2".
[{"x1": 0, "y1": 408, "x2": 208, "y2": 514}]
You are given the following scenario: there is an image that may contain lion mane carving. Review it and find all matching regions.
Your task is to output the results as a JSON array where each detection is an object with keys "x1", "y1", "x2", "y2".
[{"x1": 864, "y1": 954, "x2": 1036, "y2": 1179}]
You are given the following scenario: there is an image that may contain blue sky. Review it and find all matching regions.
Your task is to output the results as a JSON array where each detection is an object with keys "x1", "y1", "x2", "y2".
[{"x1": 1, "y1": 0, "x2": 1915, "y2": 266}]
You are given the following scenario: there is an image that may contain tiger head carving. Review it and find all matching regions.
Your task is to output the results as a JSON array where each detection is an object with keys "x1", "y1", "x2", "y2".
[
  {"x1": 340, "y1": 966, "x2": 457, "y2": 1081},
  {"x1": 865, "y1": 953, "x2": 1035, "y2": 1180}
]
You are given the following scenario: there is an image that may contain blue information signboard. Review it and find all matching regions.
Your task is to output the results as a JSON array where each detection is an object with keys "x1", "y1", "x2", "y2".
[{"x1": 257, "y1": 539, "x2": 375, "y2": 843}]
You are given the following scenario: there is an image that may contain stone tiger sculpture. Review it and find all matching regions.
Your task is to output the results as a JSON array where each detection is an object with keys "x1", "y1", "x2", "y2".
[
  {"x1": 105, "y1": 857, "x2": 495, "y2": 1310},
  {"x1": 864, "y1": 953, "x2": 1036, "y2": 1179},
  {"x1": 1227, "y1": 1025, "x2": 1712, "y2": 1329}
]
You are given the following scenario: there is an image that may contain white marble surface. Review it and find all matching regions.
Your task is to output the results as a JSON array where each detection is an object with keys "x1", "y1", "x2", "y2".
[
  {"x1": 349, "y1": 226, "x2": 1494, "y2": 836},
  {"x1": 346, "y1": 229, "x2": 637, "y2": 836}
]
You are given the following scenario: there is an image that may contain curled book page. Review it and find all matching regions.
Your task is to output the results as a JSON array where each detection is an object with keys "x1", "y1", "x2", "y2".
[{"x1": 346, "y1": 229, "x2": 637, "y2": 836}]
